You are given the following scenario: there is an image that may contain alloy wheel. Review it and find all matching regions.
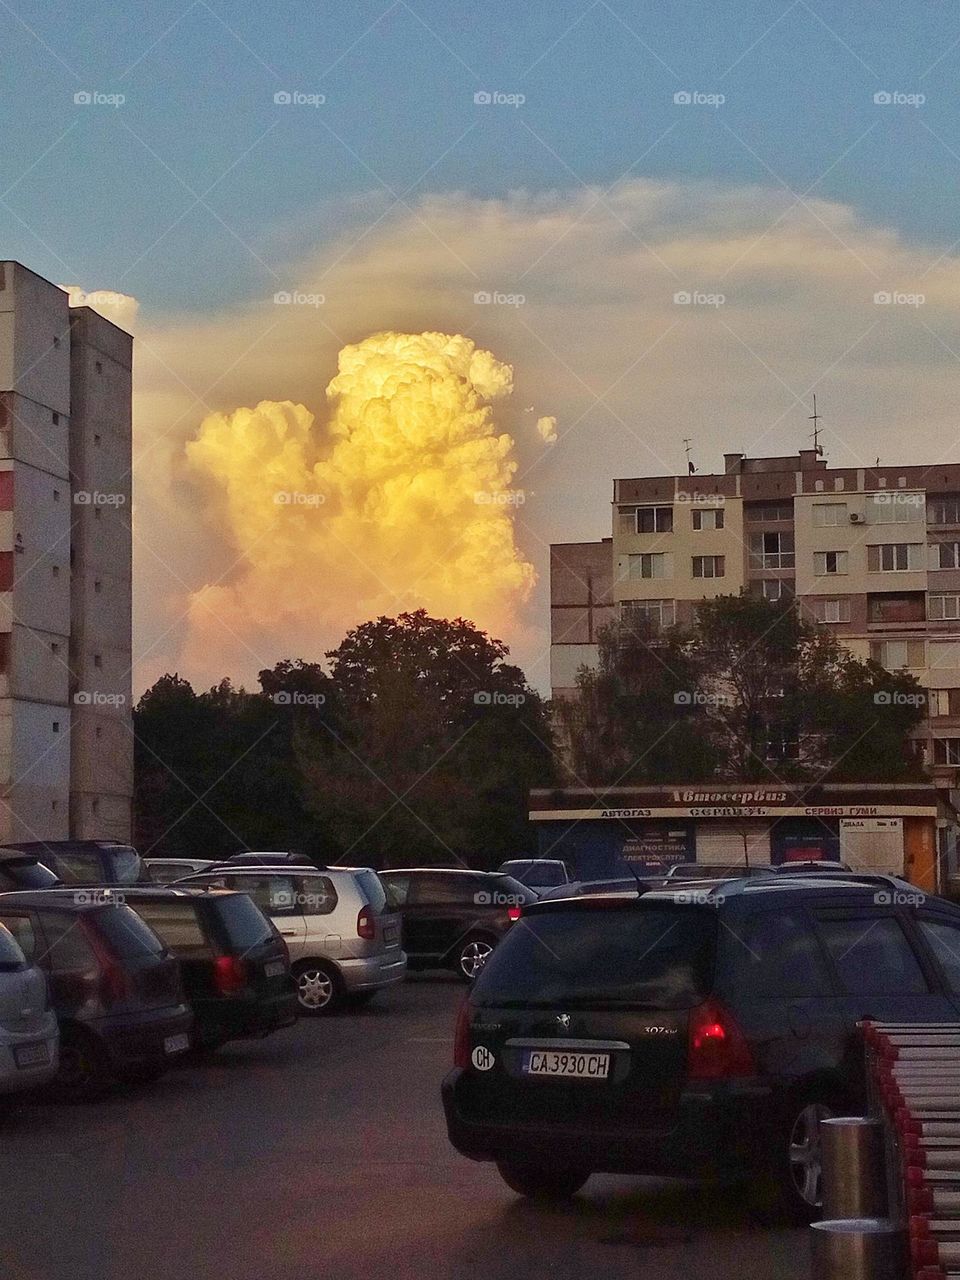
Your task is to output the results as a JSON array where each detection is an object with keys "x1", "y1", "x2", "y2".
[
  {"x1": 297, "y1": 967, "x2": 334, "y2": 1011},
  {"x1": 788, "y1": 1102, "x2": 833, "y2": 1207},
  {"x1": 459, "y1": 939, "x2": 493, "y2": 980}
]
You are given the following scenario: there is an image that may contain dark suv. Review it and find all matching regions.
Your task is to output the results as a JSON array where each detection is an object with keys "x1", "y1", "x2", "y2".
[
  {"x1": 380, "y1": 869, "x2": 536, "y2": 980},
  {"x1": 442, "y1": 873, "x2": 960, "y2": 1218},
  {"x1": 0, "y1": 890, "x2": 192, "y2": 1100},
  {"x1": 115, "y1": 888, "x2": 298, "y2": 1049}
]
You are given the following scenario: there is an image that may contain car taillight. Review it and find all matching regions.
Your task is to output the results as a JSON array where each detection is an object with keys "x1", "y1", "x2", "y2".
[
  {"x1": 507, "y1": 906, "x2": 522, "y2": 922},
  {"x1": 99, "y1": 959, "x2": 131, "y2": 1004},
  {"x1": 213, "y1": 954, "x2": 248, "y2": 995},
  {"x1": 357, "y1": 906, "x2": 376, "y2": 940},
  {"x1": 453, "y1": 1000, "x2": 471, "y2": 1069},
  {"x1": 687, "y1": 999, "x2": 756, "y2": 1080}
]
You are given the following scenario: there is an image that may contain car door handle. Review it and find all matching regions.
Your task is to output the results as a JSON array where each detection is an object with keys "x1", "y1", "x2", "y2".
[{"x1": 279, "y1": 930, "x2": 298, "y2": 937}]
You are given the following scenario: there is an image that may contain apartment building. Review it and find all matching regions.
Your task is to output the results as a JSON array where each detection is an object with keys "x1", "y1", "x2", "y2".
[
  {"x1": 0, "y1": 261, "x2": 133, "y2": 842},
  {"x1": 550, "y1": 448, "x2": 960, "y2": 783}
]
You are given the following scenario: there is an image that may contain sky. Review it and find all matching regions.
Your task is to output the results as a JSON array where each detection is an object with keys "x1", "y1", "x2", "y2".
[{"x1": 4, "y1": 1, "x2": 960, "y2": 696}]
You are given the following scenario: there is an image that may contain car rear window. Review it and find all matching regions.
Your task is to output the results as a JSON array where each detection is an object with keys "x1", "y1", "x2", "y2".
[
  {"x1": 213, "y1": 894, "x2": 275, "y2": 950},
  {"x1": 472, "y1": 904, "x2": 717, "y2": 1009},
  {"x1": 0, "y1": 860, "x2": 59, "y2": 889},
  {"x1": 352, "y1": 870, "x2": 387, "y2": 913},
  {"x1": 814, "y1": 914, "x2": 930, "y2": 996},
  {"x1": 491, "y1": 875, "x2": 538, "y2": 903},
  {"x1": 91, "y1": 904, "x2": 167, "y2": 959},
  {"x1": 0, "y1": 923, "x2": 26, "y2": 971},
  {"x1": 130, "y1": 901, "x2": 212, "y2": 956}
]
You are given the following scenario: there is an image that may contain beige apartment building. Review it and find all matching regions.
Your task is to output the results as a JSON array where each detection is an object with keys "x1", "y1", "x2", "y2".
[
  {"x1": 551, "y1": 448, "x2": 960, "y2": 783},
  {"x1": 0, "y1": 262, "x2": 133, "y2": 842}
]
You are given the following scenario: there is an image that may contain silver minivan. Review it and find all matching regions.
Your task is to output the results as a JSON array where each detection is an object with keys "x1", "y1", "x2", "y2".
[
  {"x1": 180, "y1": 865, "x2": 406, "y2": 1014},
  {"x1": 0, "y1": 921, "x2": 58, "y2": 1095}
]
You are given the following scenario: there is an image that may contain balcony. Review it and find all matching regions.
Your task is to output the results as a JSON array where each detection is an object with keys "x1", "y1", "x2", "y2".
[{"x1": 867, "y1": 591, "x2": 926, "y2": 630}]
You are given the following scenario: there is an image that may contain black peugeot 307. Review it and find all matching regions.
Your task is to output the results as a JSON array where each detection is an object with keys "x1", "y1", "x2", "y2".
[{"x1": 441, "y1": 873, "x2": 960, "y2": 1220}]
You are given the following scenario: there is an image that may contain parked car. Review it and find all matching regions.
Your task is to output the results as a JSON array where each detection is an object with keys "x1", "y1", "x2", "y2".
[
  {"x1": 177, "y1": 865, "x2": 405, "y2": 1014},
  {"x1": 143, "y1": 858, "x2": 217, "y2": 882},
  {"x1": 115, "y1": 887, "x2": 298, "y2": 1049},
  {"x1": 379, "y1": 869, "x2": 537, "y2": 980},
  {"x1": 498, "y1": 859, "x2": 571, "y2": 891},
  {"x1": 0, "y1": 841, "x2": 147, "y2": 886},
  {"x1": 0, "y1": 890, "x2": 192, "y2": 1100},
  {"x1": 442, "y1": 872, "x2": 960, "y2": 1220},
  {"x1": 0, "y1": 921, "x2": 59, "y2": 1096},
  {"x1": 0, "y1": 850, "x2": 60, "y2": 893}
]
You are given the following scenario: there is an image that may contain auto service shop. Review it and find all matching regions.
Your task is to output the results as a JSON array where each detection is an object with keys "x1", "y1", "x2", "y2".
[{"x1": 528, "y1": 783, "x2": 959, "y2": 894}]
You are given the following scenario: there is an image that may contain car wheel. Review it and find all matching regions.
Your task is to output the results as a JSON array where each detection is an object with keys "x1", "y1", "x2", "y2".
[
  {"x1": 770, "y1": 1095, "x2": 837, "y2": 1223},
  {"x1": 293, "y1": 961, "x2": 342, "y2": 1014},
  {"x1": 47, "y1": 1028, "x2": 114, "y2": 1103},
  {"x1": 456, "y1": 935, "x2": 495, "y2": 982},
  {"x1": 496, "y1": 1161, "x2": 590, "y2": 1199}
]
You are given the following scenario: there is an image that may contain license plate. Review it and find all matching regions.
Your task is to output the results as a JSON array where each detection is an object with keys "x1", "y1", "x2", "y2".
[
  {"x1": 14, "y1": 1042, "x2": 50, "y2": 1068},
  {"x1": 384, "y1": 925, "x2": 399, "y2": 945},
  {"x1": 164, "y1": 1033, "x2": 190, "y2": 1055},
  {"x1": 522, "y1": 1050, "x2": 610, "y2": 1079},
  {"x1": 264, "y1": 960, "x2": 285, "y2": 978}
]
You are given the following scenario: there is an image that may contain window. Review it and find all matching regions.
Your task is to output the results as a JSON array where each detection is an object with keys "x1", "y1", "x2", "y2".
[
  {"x1": 868, "y1": 543, "x2": 923, "y2": 572},
  {"x1": 379, "y1": 874, "x2": 409, "y2": 907},
  {"x1": 814, "y1": 550, "x2": 848, "y2": 576},
  {"x1": 628, "y1": 552, "x2": 670, "y2": 579},
  {"x1": 934, "y1": 739, "x2": 960, "y2": 766},
  {"x1": 0, "y1": 551, "x2": 13, "y2": 591},
  {"x1": 214, "y1": 895, "x2": 275, "y2": 950},
  {"x1": 812, "y1": 503, "x2": 847, "y2": 527},
  {"x1": 745, "y1": 501, "x2": 793, "y2": 523},
  {"x1": 929, "y1": 594, "x2": 960, "y2": 621},
  {"x1": 870, "y1": 639, "x2": 925, "y2": 669},
  {"x1": 0, "y1": 471, "x2": 13, "y2": 510},
  {"x1": 0, "y1": 922, "x2": 26, "y2": 970},
  {"x1": 0, "y1": 914, "x2": 36, "y2": 961},
  {"x1": 918, "y1": 919, "x2": 960, "y2": 992},
  {"x1": 692, "y1": 555, "x2": 725, "y2": 579},
  {"x1": 814, "y1": 915, "x2": 929, "y2": 996},
  {"x1": 868, "y1": 593, "x2": 925, "y2": 623},
  {"x1": 728, "y1": 911, "x2": 833, "y2": 998},
  {"x1": 692, "y1": 507, "x2": 724, "y2": 530},
  {"x1": 928, "y1": 690, "x2": 960, "y2": 717},
  {"x1": 749, "y1": 531, "x2": 795, "y2": 570},
  {"x1": 749, "y1": 578, "x2": 793, "y2": 601},
  {"x1": 52, "y1": 412, "x2": 59, "y2": 426},
  {"x1": 929, "y1": 640, "x2": 960, "y2": 671},
  {"x1": 813, "y1": 598, "x2": 851, "y2": 624},
  {"x1": 132, "y1": 903, "x2": 212, "y2": 956},
  {"x1": 94, "y1": 654, "x2": 102, "y2": 669},
  {"x1": 37, "y1": 912, "x2": 97, "y2": 973},
  {"x1": 872, "y1": 494, "x2": 923, "y2": 524},
  {"x1": 932, "y1": 542, "x2": 960, "y2": 570},
  {"x1": 408, "y1": 874, "x2": 475, "y2": 906},
  {"x1": 0, "y1": 632, "x2": 9, "y2": 674},
  {"x1": 636, "y1": 506, "x2": 673, "y2": 534},
  {"x1": 52, "y1": 722, "x2": 59, "y2": 733},
  {"x1": 928, "y1": 495, "x2": 960, "y2": 525},
  {"x1": 621, "y1": 599, "x2": 676, "y2": 631},
  {"x1": 297, "y1": 875, "x2": 338, "y2": 916}
]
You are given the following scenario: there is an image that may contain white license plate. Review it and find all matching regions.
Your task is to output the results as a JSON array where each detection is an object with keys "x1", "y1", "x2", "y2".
[
  {"x1": 264, "y1": 960, "x2": 285, "y2": 978},
  {"x1": 164, "y1": 1033, "x2": 190, "y2": 1055},
  {"x1": 14, "y1": 1042, "x2": 50, "y2": 1068},
  {"x1": 522, "y1": 1050, "x2": 610, "y2": 1079},
  {"x1": 384, "y1": 925, "x2": 400, "y2": 945}
]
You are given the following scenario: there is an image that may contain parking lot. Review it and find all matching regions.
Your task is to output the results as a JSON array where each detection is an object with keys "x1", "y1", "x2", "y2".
[{"x1": 2, "y1": 976, "x2": 807, "y2": 1280}]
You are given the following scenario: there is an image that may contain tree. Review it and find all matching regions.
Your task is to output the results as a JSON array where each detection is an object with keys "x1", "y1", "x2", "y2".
[{"x1": 559, "y1": 594, "x2": 926, "y2": 785}]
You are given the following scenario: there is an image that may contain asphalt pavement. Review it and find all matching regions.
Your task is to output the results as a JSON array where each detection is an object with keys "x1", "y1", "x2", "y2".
[{"x1": 1, "y1": 976, "x2": 809, "y2": 1280}]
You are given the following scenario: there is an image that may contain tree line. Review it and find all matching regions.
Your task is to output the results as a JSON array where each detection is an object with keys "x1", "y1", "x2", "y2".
[{"x1": 135, "y1": 599, "x2": 927, "y2": 866}]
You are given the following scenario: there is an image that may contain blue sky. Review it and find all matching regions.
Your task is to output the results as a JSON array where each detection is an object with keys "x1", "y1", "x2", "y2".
[{"x1": 3, "y1": 0, "x2": 959, "y2": 311}]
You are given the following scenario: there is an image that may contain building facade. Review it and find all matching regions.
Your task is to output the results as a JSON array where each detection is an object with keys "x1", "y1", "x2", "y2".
[
  {"x1": 550, "y1": 449, "x2": 960, "y2": 785},
  {"x1": 0, "y1": 262, "x2": 133, "y2": 842}
]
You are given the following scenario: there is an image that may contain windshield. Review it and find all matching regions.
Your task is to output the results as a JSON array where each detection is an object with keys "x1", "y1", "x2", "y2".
[
  {"x1": 472, "y1": 904, "x2": 717, "y2": 1009},
  {"x1": 45, "y1": 847, "x2": 143, "y2": 885}
]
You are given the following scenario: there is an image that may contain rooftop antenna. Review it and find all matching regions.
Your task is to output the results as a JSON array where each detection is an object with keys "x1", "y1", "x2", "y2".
[
  {"x1": 808, "y1": 395, "x2": 824, "y2": 457},
  {"x1": 682, "y1": 437, "x2": 697, "y2": 475}
]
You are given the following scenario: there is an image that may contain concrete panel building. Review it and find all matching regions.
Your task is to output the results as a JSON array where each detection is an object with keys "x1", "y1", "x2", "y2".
[
  {"x1": 0, "y1": 262, "x2": 132, "y2": 843},
  {"x1": 549, "y1": 448, "x2": 960, "y2": 787}
]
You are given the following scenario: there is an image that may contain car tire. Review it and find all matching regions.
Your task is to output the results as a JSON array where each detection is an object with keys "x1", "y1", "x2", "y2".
[
  {"x1": 455, "y1": 934, "x2": 496, "y2": 982},
  {"x1": 758, "y1": 1091, "x2": 839, "y2": 1224},
  {"x1": 496, "y1": 1161, "x2": 590, "y2": 1200},
  {"x1": 293, "y1": 960, "x2": 343, "y2": 1015},
  {"x1": 47, "y1": 1027, "x2": 114, "y2": 1103}
]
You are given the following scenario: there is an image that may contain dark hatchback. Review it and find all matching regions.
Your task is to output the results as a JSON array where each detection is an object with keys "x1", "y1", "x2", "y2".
[
  {"x1": 442, "y1": 874, "x2": 960, "y2": 1219},
  {"x1": 0, "y1": 840, "x2": 147, "y2": 886},
  {"x1": 115, "y1": 888, "x2": 298, "y2": 1049},
  {"x1": 0, "y1": 890, "x2": 192, "y2": 1100},
  {"x1": 379, "y1": 869, "x2": 537, "y2": 980}
]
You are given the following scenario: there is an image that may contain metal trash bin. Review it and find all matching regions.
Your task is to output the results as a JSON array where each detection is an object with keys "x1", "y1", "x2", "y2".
[
  {"x1": 809, "y1": 1218, "x2": 905, "y2": 1280},
  {"x1": 821, "y1": 1118, "x2": 888, "y2": 1220}
]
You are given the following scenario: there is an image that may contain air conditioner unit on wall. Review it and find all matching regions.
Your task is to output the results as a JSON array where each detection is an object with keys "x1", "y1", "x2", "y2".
[{"x1": 850, "y1": 512, "x2": 865, "y2": 524}]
